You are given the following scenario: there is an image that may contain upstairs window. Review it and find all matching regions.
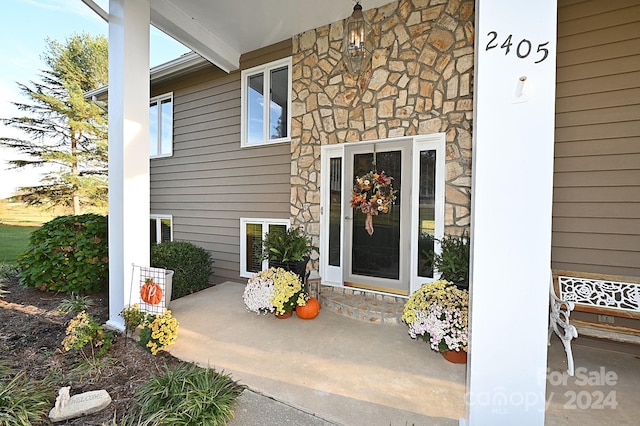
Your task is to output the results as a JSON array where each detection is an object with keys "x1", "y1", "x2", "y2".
[
  {"x1": 150, "y1": 93, "x2": 173, "y2": 158},
  {"x1": 241, "y1": 57, "x2": 292, "y2": 147}
]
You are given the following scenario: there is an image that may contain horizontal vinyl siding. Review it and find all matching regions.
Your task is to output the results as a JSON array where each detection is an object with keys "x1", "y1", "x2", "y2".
[
  {"x1": 150, "y1": 64, "x2": 291, "y2": 283},
  {"x1": 239, "y1": 39, "x2": 292, "y2": 70},
  {"x1": 553, "y1": 0, "x2": 640, "y2": 278}
]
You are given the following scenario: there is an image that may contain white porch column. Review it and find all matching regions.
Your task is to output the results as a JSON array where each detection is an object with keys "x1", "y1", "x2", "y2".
[
  {"x1": 466, "y1": 1, "x2": 557, "y2": 424},
  {"x1": 107, "y1": 0, "x2": 150, "y2": 331}
]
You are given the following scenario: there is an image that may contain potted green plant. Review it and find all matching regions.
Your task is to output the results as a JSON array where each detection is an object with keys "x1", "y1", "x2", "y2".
[
  {"x1": 261, "y1": 227, "x2": 317, "y2": 282},
  {"x1": 423, "y1": 232, "x2": 470, "y2": 289}
]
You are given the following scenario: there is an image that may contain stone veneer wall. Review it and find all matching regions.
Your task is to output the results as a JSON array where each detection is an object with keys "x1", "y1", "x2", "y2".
[{"x1": 290, "y1": 0, "x2": 474, "y2": 262}]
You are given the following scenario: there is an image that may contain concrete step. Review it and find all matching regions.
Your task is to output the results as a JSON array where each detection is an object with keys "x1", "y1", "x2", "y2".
[{"x1": 318, "y1": 285, "x2": 406, "y2": 325}]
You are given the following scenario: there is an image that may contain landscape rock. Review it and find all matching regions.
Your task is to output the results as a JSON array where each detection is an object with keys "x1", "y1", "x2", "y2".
[{"x1": 49, "y1": 387, "x2": 112, "y2": 422}]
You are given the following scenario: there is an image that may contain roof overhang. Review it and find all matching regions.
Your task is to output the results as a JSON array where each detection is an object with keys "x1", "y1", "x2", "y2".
[
  {"x1": 149, "y1": 0, "x2": 395, "y2": 73},
  {"x1": 85, "y1": 51, "x2": 210, "y2": 100},
  {"x1": 84, "y1": 0, "x2": 396, "y2": 99}
]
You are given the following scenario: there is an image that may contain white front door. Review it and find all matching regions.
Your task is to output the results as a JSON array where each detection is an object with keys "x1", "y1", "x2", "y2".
[
  {"x1": 319, "y1": 134, "x2": 445, "y2": 296},
  {"x1": 343, "y1": 140, "x2": 411, "y2": 295}
]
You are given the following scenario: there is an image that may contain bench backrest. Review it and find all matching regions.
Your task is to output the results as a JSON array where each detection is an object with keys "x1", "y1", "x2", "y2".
[{"x1": 558, "y1": 275, "x2": 640, "y2": 317}]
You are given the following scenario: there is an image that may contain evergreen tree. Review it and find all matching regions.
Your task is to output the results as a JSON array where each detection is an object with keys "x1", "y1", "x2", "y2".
[{"x1": 1, "y1": 33, "x2": 108, "y2": 214}]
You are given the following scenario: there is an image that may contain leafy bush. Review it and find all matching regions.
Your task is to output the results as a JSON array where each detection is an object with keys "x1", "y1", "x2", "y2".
[
  {"x1": 134, "y1": 363, "x2": 244, "y2": 425},
  {"x1": 151, "y1": 241, "x2": 213, "y2": 300},
  {"x1": 17, "y1": 214, "x2": 108, "y2": 293}
]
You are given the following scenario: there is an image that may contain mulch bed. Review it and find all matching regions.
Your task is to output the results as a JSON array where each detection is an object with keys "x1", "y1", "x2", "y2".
[{"x1": 0, "y1": 276, "x2": 183, "y2": 425}]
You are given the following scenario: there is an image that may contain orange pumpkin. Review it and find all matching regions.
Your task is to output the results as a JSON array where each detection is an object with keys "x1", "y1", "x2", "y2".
[
  {"x1": 296, "y1": 297, "x2": 320, "y2": 320},
  {"x1": 141, "y1": 279, "x2": 163, "y2": 305}
]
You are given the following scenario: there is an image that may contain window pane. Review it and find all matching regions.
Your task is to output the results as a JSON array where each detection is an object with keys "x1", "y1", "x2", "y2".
[
  {"x1": 247, "y1": 74, "x2": 264, "y2": 144},
  {"x1": 160, "y1": 218, "x2": 172, "y2": 243},
  {"x1": 268, "y1": 223, "x2": 287, "y2": 234},
  {"x1": 160, "y1": 98, "x2": 173, "y2": 155},
  {"x1": 269, "y1": 66, "x2": 288, "y2": 140},
  {"x1": 418, "y1": 150, "x2": 436, "y2": 277},
  {"x1": 149, "y1": 102, "x2": 158, "y2": 157},
  {"x1": 329, "y1": 158, "x2": 342, "y2": 267},
  {"x1": 150, "y1": 218, "x2": 158, "y2": 246},
  {"x1": 246, "y1": 223, "x2": 263, "y2": 273}
]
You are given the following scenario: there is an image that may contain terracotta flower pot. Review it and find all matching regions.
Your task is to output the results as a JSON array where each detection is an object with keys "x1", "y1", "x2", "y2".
[
  {"x1": 275, "y1": 311, "x2": 293, "y2": 319},
  {"x1": 441, "y1": 350, "x2": 467, "y2": 364}
]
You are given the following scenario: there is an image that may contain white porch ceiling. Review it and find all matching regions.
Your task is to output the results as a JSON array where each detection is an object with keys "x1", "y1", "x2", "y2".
[{"x1": 149, "y1": 0, "x2": 395, "y2": 72}]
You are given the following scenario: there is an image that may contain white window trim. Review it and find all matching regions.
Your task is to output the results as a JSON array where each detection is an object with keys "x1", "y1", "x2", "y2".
[
  {"x1": 150, "y1": 92, "x2": 173, "y2": 159},
  {"x1": 151, "y1": 214, "x2": 173, "y2": 244},
  {"x1": 240, "y1": 217, "x2": 290, "y2": 278},
  {"x1": 240, "y1": 57, "x2": 292, "y2": 148}
]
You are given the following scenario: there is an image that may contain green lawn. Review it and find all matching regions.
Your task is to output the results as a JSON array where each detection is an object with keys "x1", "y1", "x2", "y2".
[{"x1": 0, "y1": 224, "x2": 36, "y2": 264}]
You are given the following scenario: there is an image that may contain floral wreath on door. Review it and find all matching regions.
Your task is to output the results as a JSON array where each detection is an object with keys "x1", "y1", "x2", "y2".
[{"x1": 350, "y1": 170, "x2": 396, "y2": 235}]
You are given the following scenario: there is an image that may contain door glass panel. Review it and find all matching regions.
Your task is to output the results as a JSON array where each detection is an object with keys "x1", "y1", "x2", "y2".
[
  {"x1": 329, "y1": 158, "x2": 342, "y2": 267},
  {"x1": 418, "y1": 150, "x2": 436, "y2": 277},
  {"x1": 351, "y1": 151, "x2": 401, "y2": 280}
]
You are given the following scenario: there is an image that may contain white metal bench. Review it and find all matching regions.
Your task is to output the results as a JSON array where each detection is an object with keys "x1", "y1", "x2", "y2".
[
  {"x1": 548, "y1": 274, "x2": 578, "y2": 376},
  {"x1": 549, "y1": 272, "x2": 640, "y2": 376}
]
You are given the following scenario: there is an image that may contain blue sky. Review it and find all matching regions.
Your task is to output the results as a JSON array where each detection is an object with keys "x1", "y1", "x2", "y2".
[{"x1": 0, "y1": 0, "x2": 189, "y2": 199}]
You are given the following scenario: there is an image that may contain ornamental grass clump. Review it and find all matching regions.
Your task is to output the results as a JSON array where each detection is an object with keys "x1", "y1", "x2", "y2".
[
  {"x1": 134, "y1": 363, "x2": 244, "y2": 425},
  {"x1": 0, "y1": 362, "x2": 55, "y2": 425},
  {"x1": 402, "y1": 280, "x2": 469, "y2": 353},
  {"x1": 243, "y1": 267, "x2": 306, "y2": 315}
]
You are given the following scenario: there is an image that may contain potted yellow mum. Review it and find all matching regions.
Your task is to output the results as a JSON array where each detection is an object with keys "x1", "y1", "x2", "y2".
[{"x1": 243, "y1": 267, "x2": 307, "y2": 318}]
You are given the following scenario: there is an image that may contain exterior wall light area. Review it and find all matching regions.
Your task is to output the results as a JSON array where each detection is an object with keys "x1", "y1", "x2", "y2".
[{"x1": 343, "y1": 2, "x2": 372, "y2": 75}]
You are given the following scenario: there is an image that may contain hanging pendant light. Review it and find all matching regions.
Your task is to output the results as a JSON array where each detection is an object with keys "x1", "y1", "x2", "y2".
[{"x1": 343, "y1": 1, "x2": 371, "y2": 75}]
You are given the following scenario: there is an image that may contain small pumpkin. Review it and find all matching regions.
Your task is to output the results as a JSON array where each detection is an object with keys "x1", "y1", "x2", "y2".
[
  {"x1": 141, "y1": 278, "x2": 163, "y2": 305},
  {"x1": 296, "y1": 297, "x2": 320, "y2": 320}
]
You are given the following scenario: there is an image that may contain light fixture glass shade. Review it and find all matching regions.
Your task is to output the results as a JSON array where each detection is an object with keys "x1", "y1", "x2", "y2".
[{"x1": 343, "y1": 2, "x2": 372, "y2": 75}]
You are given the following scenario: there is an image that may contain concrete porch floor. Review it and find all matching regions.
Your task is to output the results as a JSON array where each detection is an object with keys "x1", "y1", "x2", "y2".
[{"x1": 166, "y1": 282, "x2": 639, "y2": 425}]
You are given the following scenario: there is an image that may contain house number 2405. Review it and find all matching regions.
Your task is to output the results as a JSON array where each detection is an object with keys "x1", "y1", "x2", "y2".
[{"x1": 485, "y1": 31, "x2": 550, "y2": 64}]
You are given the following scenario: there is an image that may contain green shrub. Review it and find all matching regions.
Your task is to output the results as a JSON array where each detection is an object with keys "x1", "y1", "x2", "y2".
[
  {"x1": 151, "y1": 241, "x2": 213, "y2": 300},
  {"x1": 16, "y1": 214, "x2": 108, "y2": 293},
  {"x1": 134, "y1": 363, "x2": 243, "y2": 425}
]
